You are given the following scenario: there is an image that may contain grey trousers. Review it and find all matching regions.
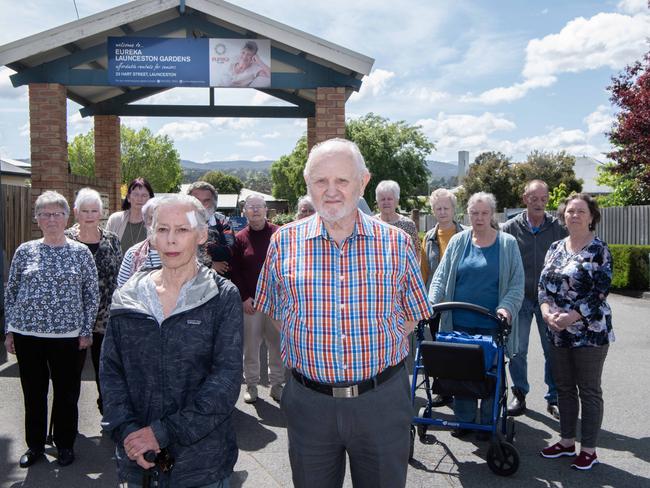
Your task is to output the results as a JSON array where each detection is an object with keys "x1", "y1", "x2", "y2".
[
  {"x1": 550, "y1": 344, "x2": 609, "y2": 448},
  {"x1": 281, "y1": 365, "x2": 412, "y2": 488}
]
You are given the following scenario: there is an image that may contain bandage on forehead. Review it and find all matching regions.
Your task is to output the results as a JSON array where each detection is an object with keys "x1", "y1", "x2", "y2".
[{"x1": 186, "y1": 211, "x2": 198, "y2": 228}]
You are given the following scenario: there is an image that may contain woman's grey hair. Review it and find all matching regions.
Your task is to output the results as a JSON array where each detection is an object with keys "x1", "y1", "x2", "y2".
[
  {"x1": 297, "y1": 195, "x2": 314, "y2": 210},
  {"x1": 141, "y1": 197, "x2": 161, "y2": 225},
  {"x1": 429, "y1": 188, "x2": 457, "y2": 210},
  {"x1": 467, "y1": 191, "x2": 499, "y2": 229},
  {"x1": 304, "y1": 138, "x2": 370, "y2": 182},
  {"x1": 73, "y1": 187, "x2": 103, "y2": 213},
  {"x1": 150, "y1": 195, "x2": 209, "y2": 233},
  {"x1": 375, "y1": 180, "x2": 400, "y2": 201},
  {"x1": 35, "y1": 190, "x2": 70, "y2": 217}
]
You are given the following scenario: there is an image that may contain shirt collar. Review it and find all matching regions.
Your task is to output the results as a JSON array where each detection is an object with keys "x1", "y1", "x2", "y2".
[{"x1": 305, "y1": 210, "x2": 375, "y2": 240}]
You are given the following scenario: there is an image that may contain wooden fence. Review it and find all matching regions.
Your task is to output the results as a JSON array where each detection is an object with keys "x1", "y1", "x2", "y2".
[
  {"x1": 2, "y1": 184, "x2": 31, "y2": 273},
  {"x1": 417, "y1": 205, "x2": 650, "y2": 246}
]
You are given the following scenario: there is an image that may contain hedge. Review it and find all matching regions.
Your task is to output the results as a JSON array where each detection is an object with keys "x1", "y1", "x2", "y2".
[{"x1": 609, "y1": 244, "x2": 650, "y2": 290}]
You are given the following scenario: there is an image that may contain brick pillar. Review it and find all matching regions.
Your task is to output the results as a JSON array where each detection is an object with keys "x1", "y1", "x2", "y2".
[
  {"x1": 306, "y1": 116, "x2": 316, "y2": 152},
  {"x1": 29, "y1": 83, "x2": 69, "y2": 238},
  {"x1": 95, "y1": 115, "x2": 122, "y2": 214},
  {"x1": 314, "y1": 87, "x2": 346, "y2": 146}
]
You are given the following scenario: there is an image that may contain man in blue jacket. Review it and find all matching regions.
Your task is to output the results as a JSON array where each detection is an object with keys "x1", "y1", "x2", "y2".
[{"x1": 501, "y1": 180, "x2": 567, "y2": 418}]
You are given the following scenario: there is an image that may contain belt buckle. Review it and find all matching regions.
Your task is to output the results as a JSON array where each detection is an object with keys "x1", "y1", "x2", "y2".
[{"x1": 332, "y1": 384, "x2": 359, "y2": 398}]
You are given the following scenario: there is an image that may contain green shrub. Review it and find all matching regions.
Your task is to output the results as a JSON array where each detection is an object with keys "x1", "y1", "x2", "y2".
[
  {"x1": 609, "y1": 244, "x2": 650, "y2": 290},
  {"x1": 271, "y1": 213, "x2": 295, "y2": 226}
]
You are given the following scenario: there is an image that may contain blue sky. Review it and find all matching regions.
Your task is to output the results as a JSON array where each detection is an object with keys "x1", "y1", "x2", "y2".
[{"x1": 0, "y1": 0, "x2": 648, "y2": 164}]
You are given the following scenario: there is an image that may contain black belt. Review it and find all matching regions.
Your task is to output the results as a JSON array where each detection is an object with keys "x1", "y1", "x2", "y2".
[{"x1": 292, "y1": 361, "x2": 404, "y2": 398}]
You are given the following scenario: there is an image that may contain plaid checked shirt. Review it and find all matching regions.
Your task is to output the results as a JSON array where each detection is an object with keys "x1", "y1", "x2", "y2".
[{"x1": 255, "y1": 210, "x2": 431, "y2": 384}]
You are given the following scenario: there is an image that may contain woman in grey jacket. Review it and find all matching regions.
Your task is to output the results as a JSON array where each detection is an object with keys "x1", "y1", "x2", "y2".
[
  {"x1": 101, "y1": 194, "x2": 243, "y2": 487},
  {"x1": 429, "y1": 192, "x2": 524, "y2": 438}
]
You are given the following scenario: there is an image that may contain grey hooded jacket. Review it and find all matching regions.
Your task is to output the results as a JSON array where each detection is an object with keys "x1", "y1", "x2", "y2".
[
  {"x1": 100, "y1": 266, "x2": 243, "y2": 487},
  {"x1": 501, "y1": 210, "x2": 567, "y2": 301}
]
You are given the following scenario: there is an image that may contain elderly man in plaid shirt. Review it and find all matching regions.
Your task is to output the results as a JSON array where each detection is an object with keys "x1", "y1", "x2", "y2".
[{"x1": 255, "y1": 138, "x2": 431, "y2": 488}]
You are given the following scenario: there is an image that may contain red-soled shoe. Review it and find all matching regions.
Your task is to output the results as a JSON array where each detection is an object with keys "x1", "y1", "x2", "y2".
[
  {"x1": 540, "y1": 442, "x2": 576, "y2": 458},
  {"x1": 571, "y1": 451, "x2": 598, "y2": 470}
]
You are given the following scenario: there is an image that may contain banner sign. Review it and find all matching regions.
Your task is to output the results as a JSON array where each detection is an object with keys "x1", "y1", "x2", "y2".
[{"x1": 107, "y1": 37, "x2": 271, "y2": 88}]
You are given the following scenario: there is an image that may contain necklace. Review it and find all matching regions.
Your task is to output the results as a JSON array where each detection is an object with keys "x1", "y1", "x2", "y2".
[{"x1": 127, "y1": 221, "x2": 145, "y2": 245}]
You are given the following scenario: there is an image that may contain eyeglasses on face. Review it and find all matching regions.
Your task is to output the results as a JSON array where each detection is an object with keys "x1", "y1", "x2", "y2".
[{"x1": 37, "y1": 212, "x2": 67, "y2": 220}]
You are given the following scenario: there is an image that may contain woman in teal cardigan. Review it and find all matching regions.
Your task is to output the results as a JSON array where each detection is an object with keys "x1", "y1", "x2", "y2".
[{"x1": 428, "y1": 192, "x2": 524, "y2": 438}]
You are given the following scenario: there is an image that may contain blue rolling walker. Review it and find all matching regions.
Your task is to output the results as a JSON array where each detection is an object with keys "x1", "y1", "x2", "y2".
[{"x1": 409, "y1": 302, "x2": 519, "y2": 476}]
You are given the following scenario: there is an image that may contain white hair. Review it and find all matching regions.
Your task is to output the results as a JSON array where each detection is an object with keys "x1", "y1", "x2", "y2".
[
  {"x1": 375, "y1": 180, "x2": 400, "y2": 201},
  {"x1": 35, "y1": 190, "x2": 69, "y2": 217},
  {"x1": 303, "y1": 138, "x2": 369, "y2": 181},
  {"x1": 141, "y1": 197, "x2": 161, "y2": 225},
  {"x1": 297, "y1": 195, "x2": 314, "y2": 209},
  {"x1": 467, "y1": 191, "x2": 499, "y2": 229},
  {"x1": 73, "y1": 187, "x2": 103, "y2": 213},
  {"x1": 429, "y1": 188, "x2": 457, "y2": 209},
  {"x1": 150, "y1": 194, "x2": 208, "y2": 232}
]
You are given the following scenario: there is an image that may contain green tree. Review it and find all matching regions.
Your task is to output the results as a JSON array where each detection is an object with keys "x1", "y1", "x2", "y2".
[
  {"x1": 596, "y1": 163, "x2": 648, "y2": 206},
  {"x1": 458, "y1": 151, "x2": 518, "y2": 211},
  {"x1": 68, "y1": 130, "x2": 95, "y2": 177},
  {"x1": 347, "y1": 113, "x2": 433, "y2": 209},
  {"x1": 201, "y1": 171, "x2": 244, "y2": 194},
  {"x1": 547, "y1": 182, "x2": 570, "y2": 210},
  {"x1": 513, "y1": 150, "x2": 582, "y2": 198},
  {"x1": 270, "y1": 136, "x2": 308, "y2": 207},
  {"x1": 270, "y1": 114, "x2": 434, "y2": 209},
  {"x1": 68, "y1": 126, "x2": 183, "y2": 193}
]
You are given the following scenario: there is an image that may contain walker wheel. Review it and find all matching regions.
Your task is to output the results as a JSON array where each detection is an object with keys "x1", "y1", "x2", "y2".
[
  {"x1": 487, "y1": 441, "x2": 519, "y2": 476},
  {"x1": 417, "y1": 407, "x2": 430, "y2": 439}
]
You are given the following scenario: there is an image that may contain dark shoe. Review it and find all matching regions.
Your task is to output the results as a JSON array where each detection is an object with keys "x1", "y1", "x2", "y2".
[
  {"x1": 57, "y1": 448, "x2": 75, "y2": 467},
  {"x1": 451, "y1": 428, "x2": 472, "y2": 439},
  {"x1": 507, "y1": 388, "x2": 527, "y2": 416},
  {"x1": 547, "y1": 402, "x2": 560, "y2": 420},
  {"x1": 19, "y1": 449, "x2": 44, "y2": 468},
  {"x1": 540, "y1": 442, "x2": 576, "y2": 458},
  {"x1": 571, "y1": 450, "x2": 598, "y2": 470},
  {"x1": 431, "y1": 394, "x2": 453, "y2": 407}
]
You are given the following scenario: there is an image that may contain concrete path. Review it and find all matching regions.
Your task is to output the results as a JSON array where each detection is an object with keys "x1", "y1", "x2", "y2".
[{"x1": 1, "y1": 293, "x2": 649, "y2": 487}]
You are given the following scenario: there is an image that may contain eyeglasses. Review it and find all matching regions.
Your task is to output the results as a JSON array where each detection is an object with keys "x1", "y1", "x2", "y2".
[{"x1": 37, "y1": 212, "x2": 67, "y2": 220}]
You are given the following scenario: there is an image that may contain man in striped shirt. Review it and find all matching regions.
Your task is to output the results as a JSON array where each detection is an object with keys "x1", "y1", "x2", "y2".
[{"x1": 255, "y1": 138, "x2": 430, "y2": 488}]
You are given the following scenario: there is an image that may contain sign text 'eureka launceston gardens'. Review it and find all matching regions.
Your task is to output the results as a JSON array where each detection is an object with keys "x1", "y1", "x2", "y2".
[{"x1": 107, "y1": 37, "x2": 272, "y2": 88}]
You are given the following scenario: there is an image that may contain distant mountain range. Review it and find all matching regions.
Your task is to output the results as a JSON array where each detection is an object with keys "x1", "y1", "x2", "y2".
[{"x1": 181, "y1": 159, "x2": 459, "y2": 178}]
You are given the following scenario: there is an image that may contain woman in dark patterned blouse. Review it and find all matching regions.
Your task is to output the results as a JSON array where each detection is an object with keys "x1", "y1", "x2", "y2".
[
  {"x1": 65, "y1": 188, "x2": 122, "y2": 415},
  {"x1": 538, "y1": 193, "x2": 614, "y2": 471},
  {"x1": 4, "y1": 191, "x2": 99, "y2": 468}
]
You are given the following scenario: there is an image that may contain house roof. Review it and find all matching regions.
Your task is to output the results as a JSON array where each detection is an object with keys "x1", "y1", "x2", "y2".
[
  {"x1": 1, "y1": 159, "x2": 31, "y2": 176},
  {"x1": 573, "y1": 156, "x2": 612, "y2": 194},
  {"x1": 0, "y1": 0, "x2": 373, "y2": 112}
]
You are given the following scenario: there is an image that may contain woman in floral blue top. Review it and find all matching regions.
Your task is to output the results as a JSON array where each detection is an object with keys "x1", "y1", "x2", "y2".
[
  {"x1": 538, "y1": 193, "x2": 614, "y2": 471},
  {"x1": 4, "y1": 191, "x2": 99, "y2": 469}
]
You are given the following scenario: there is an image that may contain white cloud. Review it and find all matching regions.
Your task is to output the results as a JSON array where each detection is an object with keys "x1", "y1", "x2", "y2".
[
  {"x1": 262, "y1": 131, "x2": 281, "y2": 139},
  {"x1": 417, "y1": 112, "x2": 516, "y2": 142},
  {"x1": 0, "y1": 68, "x2": 27, "y2": 100},
  {"x1": 157, "y1": 121, "x2": 211, "y2": 141},
  {"x1": 472, "y1": 10, "x2": 650, "y2": 104},
  {"x1": 122, "y1": 117, "x2": 149, "y2": 130},
  {"x1": 211, "y1": 118, "x2": 257, "y2": 130},
  {"x1": 350, "y1": 69, "x2": 395, "y2": 102},
  {"x1": 400, "y1": 87, "x2": 449, "y2": 104},
  {"x1": 251, "y1": 155, "x2": 271, "y2": 161},
  {"x1": 584, "y1": 105, "x2": 615, "y2": 138},
  {"x1": 617, "y1": 0, "x2": 649, "y2": 15},
  {"x1": 68, "y1": 112, "x2": 92, "y2": 137},
  {"x1": 237, "y1": 140, "x2": 264, "y2": 148}
]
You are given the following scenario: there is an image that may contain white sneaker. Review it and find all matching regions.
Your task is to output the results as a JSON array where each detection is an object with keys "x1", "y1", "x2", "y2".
[
  {"x1": 270, "y1": 384, "x2": 284, "y2": 403},
  {"x1": 244, "y1": 385, "x2": 258, "y2": 404}
]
